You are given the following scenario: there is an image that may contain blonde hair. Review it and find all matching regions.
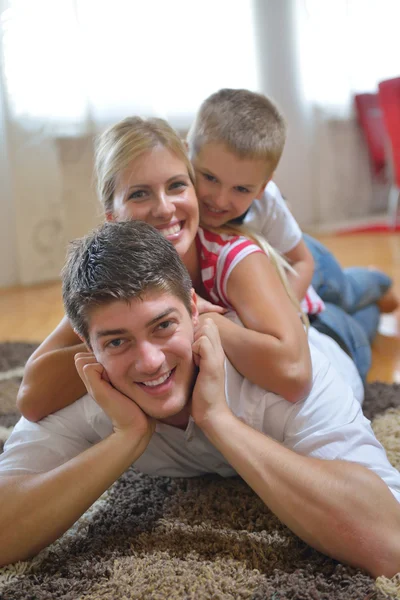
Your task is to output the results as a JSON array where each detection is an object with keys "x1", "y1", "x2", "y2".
[
  {"x1": 218, "y1": 222, "x2": 309, "y2": 329},
  {"x1": 187, "y1": 88, "x2": 287, "y2": 177},
  {"x1": 95, "y1": 116, "x2": 196, "y2": 215}
]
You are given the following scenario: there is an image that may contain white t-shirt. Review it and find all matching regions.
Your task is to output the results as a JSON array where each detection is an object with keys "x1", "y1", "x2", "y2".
[
  {"x1": 1, "y1": 322, "x2": 399, "y2": 503},
  {"x1": 243, "y1": 181, "x2": 302, "y2": 254}
]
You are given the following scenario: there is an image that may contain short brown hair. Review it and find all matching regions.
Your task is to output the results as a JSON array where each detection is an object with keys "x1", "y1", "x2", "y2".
[
  {"x1": 62, "y1": 221, "x2": 193, "y2": 343},
  {"x1": 187, "y1": 88, "x2": 287, "y2": 176}
]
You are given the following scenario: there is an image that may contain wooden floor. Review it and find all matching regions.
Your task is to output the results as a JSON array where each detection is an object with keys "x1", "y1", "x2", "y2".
[{"x1": 1, "y1": 232, "x2": 400, "y2": 383}]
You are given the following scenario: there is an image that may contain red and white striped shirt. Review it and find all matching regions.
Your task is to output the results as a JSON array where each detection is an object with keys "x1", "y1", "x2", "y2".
[{"x1": 196, "y1": 227, "x2": 325, "y2": 315}]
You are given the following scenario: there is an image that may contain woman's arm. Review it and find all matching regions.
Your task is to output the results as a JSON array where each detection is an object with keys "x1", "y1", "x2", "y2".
[
  {"x1": 17, "y1": 316, "x2": 87, "y2": 422},
  {"x1": 215, "y1": 251, "x2": 311, "y2": 402},
  {"x1": 283, "y1": 238, "x2": 315, "y2": 302}
]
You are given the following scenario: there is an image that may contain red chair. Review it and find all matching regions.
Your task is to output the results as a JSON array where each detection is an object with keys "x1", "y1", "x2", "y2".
[
  {"x1": 378, "y1": 76, "x2": 400, "y2": 228},
  {"x1": 354, "y1": 93, "x2": 387, "y2": 180}
]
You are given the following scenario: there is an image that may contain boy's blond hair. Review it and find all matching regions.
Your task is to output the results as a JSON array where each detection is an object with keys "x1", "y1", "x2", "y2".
[{"x1": 187, "y1": 88, "x2": 287, "y2": 177}]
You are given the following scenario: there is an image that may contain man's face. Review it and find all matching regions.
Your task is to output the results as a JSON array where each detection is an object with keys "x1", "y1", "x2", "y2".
[
  {"x1": 192, "y1": 142, "x2": 271, "y2": 227},
  {"x1": 88, "y1": 289, "x2": 198, "y2": 424}
]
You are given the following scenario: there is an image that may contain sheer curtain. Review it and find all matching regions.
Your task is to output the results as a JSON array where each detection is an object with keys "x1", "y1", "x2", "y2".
[
  {"x1": 1, "y1": 0, "x2": 400, "y2": 287},
  {"x1": 293, "y1": 0, "x2": 400, "y2": 224},
  {"x1": 0, "y1": 0, "x2": 258, "y2": 285}
]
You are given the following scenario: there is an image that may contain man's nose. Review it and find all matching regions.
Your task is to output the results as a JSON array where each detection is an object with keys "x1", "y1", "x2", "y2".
[{"x1": 135, "y1": 342, "x2": 165, "y2": 375}]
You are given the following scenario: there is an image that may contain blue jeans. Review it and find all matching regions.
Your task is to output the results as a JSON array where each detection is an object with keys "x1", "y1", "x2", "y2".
[
  {"x1": 304, "y1": 234, "x2": 392, "y2": 313},
  {"x1": 312, "y1": 303, "x2": 379, "y2": 382}
]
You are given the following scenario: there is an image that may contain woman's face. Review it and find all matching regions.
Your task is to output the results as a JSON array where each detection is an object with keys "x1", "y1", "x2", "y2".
[{"x1": 111, "y1": 146, "x2": 199, "y2": 258}]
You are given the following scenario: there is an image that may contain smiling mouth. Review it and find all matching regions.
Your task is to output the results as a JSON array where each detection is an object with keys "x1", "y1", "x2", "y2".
[
  {"x1": 203, "y1": 203, "x2": 227, "y2": 214},
  {"x1": 157, "y1": 222, "x2": 182, "y2": 237},
  {"x1": 139, "y1": 368, "x2": 175, "y2": 388}
]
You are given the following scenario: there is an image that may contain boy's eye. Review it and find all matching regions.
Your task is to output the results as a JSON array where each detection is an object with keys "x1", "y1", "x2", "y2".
[
  {"x1": 235, "y1": 186, "x2": 250, "y2": 194},
  {"x1": 203, "y1": 172, "x2": 217, "y2": 183}
]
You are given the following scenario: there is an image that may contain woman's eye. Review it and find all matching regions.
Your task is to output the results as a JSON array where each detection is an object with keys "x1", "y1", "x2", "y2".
[
  {"x1": 127, "y1": 190, "x2": 147, "y2": 201},
  {"x1": 235, "y1": 186, "x2": 250, "y2": 194},
  {"x1": 169, "y1": 181, "x2": 187, "y2": 191}
]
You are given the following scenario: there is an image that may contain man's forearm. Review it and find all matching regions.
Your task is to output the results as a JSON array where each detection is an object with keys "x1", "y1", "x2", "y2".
[
  {"x1": 0, "y1": 431, "x2": 149, "y2": 566},
  {"x1": 200, "y1": 412, "x2": 400, "y2": 577}
]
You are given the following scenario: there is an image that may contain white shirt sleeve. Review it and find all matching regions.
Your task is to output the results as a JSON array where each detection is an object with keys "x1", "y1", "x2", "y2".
[
  {"x1": 282, "y1": 344, "x2": 400, "y2": 502},
  {"x1": 0, "y1": 395, "x2": 111, "y2": 475},
  {"x1": 244, "y1": 181, "x2": 302, "y2": 254}
]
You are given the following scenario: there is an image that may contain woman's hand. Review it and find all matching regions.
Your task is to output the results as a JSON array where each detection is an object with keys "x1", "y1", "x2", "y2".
[
  {"x1": 196, "y1": 293, "x2": 227, "y2": 315},
  {"x1": 191, "y1": 318, "x2": 231, "y2": 427},
  {"x1": 75, "y1": 352, "x2": 155, "y2": 441}
]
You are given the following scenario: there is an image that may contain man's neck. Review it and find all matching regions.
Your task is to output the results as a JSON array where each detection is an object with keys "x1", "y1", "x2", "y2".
[{"x1": 159, "y1": 402, "x2": 192, "y2": 430}]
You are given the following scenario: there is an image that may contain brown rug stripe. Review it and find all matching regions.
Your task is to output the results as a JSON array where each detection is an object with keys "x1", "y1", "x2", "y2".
[{"x1": 0, "y1": 342, "x2": 399, "y2": 599}]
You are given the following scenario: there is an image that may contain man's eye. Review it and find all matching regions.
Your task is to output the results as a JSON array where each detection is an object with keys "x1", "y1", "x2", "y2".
[
  {"x1": 155, "y1": 320, "x2": 177, "y2": 334},
  {"x1": 106, "y1": 338, "x2": 124, "y2": 349},
  {"x1": 235, "y1": 186, "x2": 250, "y2": 194}
]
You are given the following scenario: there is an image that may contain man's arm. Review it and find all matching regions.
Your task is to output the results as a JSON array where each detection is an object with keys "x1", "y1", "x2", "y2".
[
  {"x1": 0, "y1": 355, "x2": 154, "y2": 566},
  {"x1": 192, "y1": 319, "x2": 400, "y2": 578},
  {"x1": 0, "y1": 429, "x2": 149, "y2": 565}
]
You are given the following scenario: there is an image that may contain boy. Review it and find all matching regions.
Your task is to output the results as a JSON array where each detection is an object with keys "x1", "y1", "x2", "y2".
[
  {"x1": 0, "y1": 220, "x2": 400, "y2": 576},
  {"x1": 187, "y1": 88, "x2": 398, "y2": 380}
]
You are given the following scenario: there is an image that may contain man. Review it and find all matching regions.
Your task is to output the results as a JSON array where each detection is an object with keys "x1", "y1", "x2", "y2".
[{"x1": 0, "y1": 221, "x2": 400, "y2": 576}]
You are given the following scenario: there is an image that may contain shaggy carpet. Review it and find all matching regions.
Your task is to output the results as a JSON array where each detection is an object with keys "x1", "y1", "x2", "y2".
[{"x1": 0, "y1": 342, "x2": 399, "y2": 600}]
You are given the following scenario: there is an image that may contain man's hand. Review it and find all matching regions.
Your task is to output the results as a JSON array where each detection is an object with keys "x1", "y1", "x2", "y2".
[
  {"x1": 191, "y1": 318, "x2": 231, "y2": 427},
  {"x1": 196, "y1": 293, "x2": 227, "y2": 315},
  {"x1": 75, "y1": 352, "x2": 155, "y2": 441}
]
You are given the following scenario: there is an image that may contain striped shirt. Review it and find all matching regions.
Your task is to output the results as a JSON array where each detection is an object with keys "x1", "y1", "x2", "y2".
[{"x1": 196, "y1": 227, "x2": 325, "y2": 315}]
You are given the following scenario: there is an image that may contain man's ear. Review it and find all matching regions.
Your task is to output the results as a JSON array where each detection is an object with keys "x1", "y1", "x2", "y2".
[
  {"x1": 105, "y1": 211, "x2": 115, "y2": 222},
  {"x1": 190, "y1": 288, "x2": 199, "y2": 326},
  {"x1": 75, "y1": 329, "x2": 92, "y2": 351}
]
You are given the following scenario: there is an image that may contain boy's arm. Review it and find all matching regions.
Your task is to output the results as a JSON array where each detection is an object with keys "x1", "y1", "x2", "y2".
[
  {"x1": 192, "y1": 320, "x2": 400, "y2": 578},
  {"x1": 0, "y1": 358, "x2": 154, "y2": 566},
  {"x1": 17, "y1": 316, "x2": 87, "y2": 422},
  {"x1": 255, "y1": 184, "x2": 314, "y2": 301},
  {"x1": 215, "y1": 251, "x2": 312, "y2": 403},
  {"x1": 283, "y1": 238, "x2": 315, "y2": 302}
]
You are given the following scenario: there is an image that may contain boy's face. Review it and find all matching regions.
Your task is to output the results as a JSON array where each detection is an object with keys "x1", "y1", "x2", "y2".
[
  {"x1": 87, "y1": 289, "x2": 199, "y2": 424},
  {"x1": 193, "y1": 142, "x2": 272, "y2": 227}
]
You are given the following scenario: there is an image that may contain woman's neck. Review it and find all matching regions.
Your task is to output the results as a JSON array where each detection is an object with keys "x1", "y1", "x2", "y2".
[{"x1": 182, "y1": 238, "x2": 203, "y2": 293}]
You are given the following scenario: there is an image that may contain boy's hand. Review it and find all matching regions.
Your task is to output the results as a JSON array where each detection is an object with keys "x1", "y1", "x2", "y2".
[
  {"x1": 74, "y1": 352, "x2": 155, "y2": 441},
  {"x1": 196, "y1": 293, "x2": 227, "y2": 316},
  {"x1": 191, "y1": 318, "x2": 231, "y2": 427}
]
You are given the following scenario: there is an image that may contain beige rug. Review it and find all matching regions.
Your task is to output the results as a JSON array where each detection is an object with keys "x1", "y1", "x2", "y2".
[{"x1": 0, "y1": 342, "x2": 399, "y2": 599}]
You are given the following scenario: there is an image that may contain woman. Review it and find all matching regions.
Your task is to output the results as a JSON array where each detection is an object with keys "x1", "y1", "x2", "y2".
[{"x1": 17, "y1": 117, "x2": 329, "y2": 421}]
